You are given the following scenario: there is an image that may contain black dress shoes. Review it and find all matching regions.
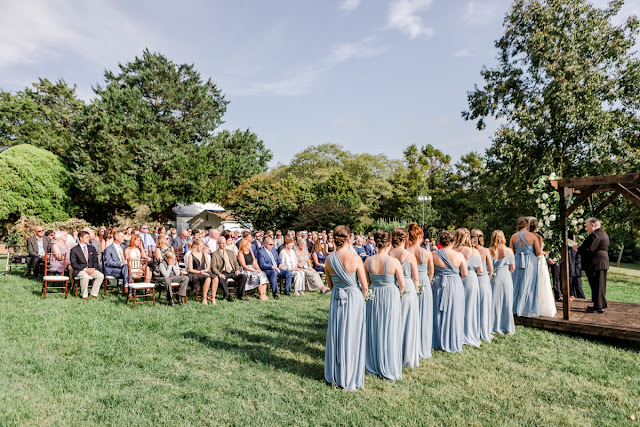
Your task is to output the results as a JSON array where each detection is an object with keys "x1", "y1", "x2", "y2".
[
  {"x1": 284, "y1": 291, "x2": 291, "y2": 296},
  {"x1": 226, "y1": 295, "x2": 234, "y2": 302},
  {"x1": 586, "y1": 306, "x2": 605, "y2": 313},
  {"x1": 272, "y1": 293, "x2": 280, "y2": 300},
  {"x1": 238, "y1": 296, "x2": 247, "y2": 301}
]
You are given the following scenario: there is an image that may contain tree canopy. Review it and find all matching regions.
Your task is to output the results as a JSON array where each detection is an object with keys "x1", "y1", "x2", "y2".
[{"x1": 0, "y1": 144, "x2": 76, "y2": 224}]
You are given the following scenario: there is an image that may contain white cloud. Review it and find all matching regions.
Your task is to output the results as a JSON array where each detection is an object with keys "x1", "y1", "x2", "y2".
[
  {"x1": 230, "y1": 36, "x2": 387, "y2": 96},
  {"x1": 387, "y1": 0, "x2": 434, "y2": 39},
  {"x1": 452, "y1": 48, "x2": 475, "y2": 57},
  {"x1": 0, "y1": 0, "x2": 155, "y2": 71},
  {"x1": 338, "y1": 0, "x2": 361, "y2": 12}
]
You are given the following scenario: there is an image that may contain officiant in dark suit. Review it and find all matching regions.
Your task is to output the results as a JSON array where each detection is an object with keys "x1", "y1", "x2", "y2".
[{"x1": 575, "y1": 218, "x2": 609, "y2": 313}]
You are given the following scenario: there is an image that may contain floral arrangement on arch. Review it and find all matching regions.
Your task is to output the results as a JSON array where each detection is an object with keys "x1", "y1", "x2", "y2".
[{"x1": 530, "y1": 174, "x2": 585, "y2": 260}]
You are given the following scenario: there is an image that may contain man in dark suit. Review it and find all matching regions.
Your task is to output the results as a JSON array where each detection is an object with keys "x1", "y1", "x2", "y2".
[
  {"x1": 70, "y1": 230, "x2": 104, "y2": 300},
  {"x1": 251, "y1": 231, "x2": 264, "y2": 257},
  {"x1": 256, "y1": 237, "x2": 291, "y2": 299},
  {"x1": 575, "y1": 217, "x2": 609, "y2": 313},
  {"x1": 210, "y1": 236, "x2": 247, "y2": 302},
  {"x1": 103, "y1": 231, "x2": 129, "y2": 285},
  {"x1": 26, "y1": 226, "x2": 51, "y2": 280},
  {"x1": 364, "y1": 236, "x2": 377, "y2": 257}
]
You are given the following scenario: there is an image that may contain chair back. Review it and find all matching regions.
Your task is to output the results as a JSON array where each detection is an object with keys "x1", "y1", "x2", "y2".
[
  {"x1": 44, "y1": 252, "x2": 67, "y2": 276},
  {"x1": 127, "y1": 258, "x2": 148, "y2": 284}
]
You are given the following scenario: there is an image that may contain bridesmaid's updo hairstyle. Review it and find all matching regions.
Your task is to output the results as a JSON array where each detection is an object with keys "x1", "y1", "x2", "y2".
[
  {"x1": 470, "y1": 229, "x2": 484, "y2": 247},
  {"x1": 407, "y1": 222, "x2": 423, "y2": 244},
  {"x1": 454, "y1": 228, "x2": 472, "y2": 248},
  {"x1": 374, "y1": 229, "x2": 390, "y2": 249},
  {"x1": 516, "y1": 216, "x2": 529, "y2": 230},
  {"x1": 489, "y1": 230, "x2": 507, "y2": 258},
  {"x1": 439, "y1": 230, "x2": 455, "y2": 247},
  {"x1": 333, "y1": 225, "x2": 351, "y2": 248},
  {"x1": 391, "y1": 228, "x2": 409, "y2": 248}
]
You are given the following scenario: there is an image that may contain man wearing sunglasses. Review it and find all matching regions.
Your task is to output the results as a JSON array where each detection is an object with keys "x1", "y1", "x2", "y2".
[
  {"x1": 256, "y1": 237, "x2": 291, "y2": 299},
  {"x1": 27, "y1": 226, "x2": 51, "y2": 281}
]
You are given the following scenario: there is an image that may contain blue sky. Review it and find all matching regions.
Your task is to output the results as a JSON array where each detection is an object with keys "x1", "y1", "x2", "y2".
[{"x1": 1, "y1": 0, "x2": 637, "y2": 166}]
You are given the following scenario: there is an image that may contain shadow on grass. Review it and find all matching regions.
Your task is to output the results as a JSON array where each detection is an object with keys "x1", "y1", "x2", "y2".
[{"x1": 182, "y1": 331, "x2": 324, "y2": 381}]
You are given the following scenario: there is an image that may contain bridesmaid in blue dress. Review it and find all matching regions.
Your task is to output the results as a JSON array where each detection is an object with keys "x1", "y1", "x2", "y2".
[
  {"x1": 510, "y1": 217, "x2": 541, "y2": 317},
  {"x1": 454, "y1": 228, "x2": 483, "y2": 347},
  {"x1": 324, "y1": 225, "x2": 368, "y2": 391},
  {"x1": 389, "y1": 228, "x2": 420, "y2": 368},
  {"x1": 364, "y1": 229, "x2": 405, "y2": 381},
  {"x1": 408, "y1": 223, "x2": 434, "y2": 360},
  {"x1": 489, "y1": 230, "x2": 516, "y2": 334},
  {"x1": 432, "y1": 230, "x2": 467, "y2": 353},
  {"x1": 471, "y1": 229, "x2": 493, "y2": 343}
]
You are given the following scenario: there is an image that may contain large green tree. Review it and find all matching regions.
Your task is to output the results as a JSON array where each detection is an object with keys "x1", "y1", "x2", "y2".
[
  {"x1": 464, "y1": 0, "x2": 640, "y2": 230},
  {"x1": 0, "y1": 78, "x2": 84, "y2": 158},
  {"x1": 68, "y1": 49, "x2": 270, "y2": 223},
  {"x1": 0, "y1": 145, "x2": 76, "y2": 224}
]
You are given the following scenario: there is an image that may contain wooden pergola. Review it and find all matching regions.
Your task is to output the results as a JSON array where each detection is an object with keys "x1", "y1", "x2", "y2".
[{"x1": 550, "y1": 173, "x2": 640, "y2": 320}]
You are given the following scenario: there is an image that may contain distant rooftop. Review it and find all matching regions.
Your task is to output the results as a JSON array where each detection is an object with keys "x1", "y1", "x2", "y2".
[{"x1": 172, "y1": 202, "x2": 225, "y2": 216}]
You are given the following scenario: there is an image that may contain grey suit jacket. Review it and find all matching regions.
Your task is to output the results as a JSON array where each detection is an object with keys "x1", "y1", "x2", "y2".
[{"x1": 27, "y1": 235, "x2": 51, "y2": 257}]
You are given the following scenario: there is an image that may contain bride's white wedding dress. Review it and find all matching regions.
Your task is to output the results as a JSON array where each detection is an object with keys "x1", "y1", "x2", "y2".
[{"x1": 537, "y1": 243, "x2": 557, "y2": 317}]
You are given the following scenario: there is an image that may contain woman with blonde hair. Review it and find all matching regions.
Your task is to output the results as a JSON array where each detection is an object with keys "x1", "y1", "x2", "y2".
[
  {"x1": 490, "y1": 230, "x2": 515, "y2": 334},
  {"x1": 453, "y1": 228, "x2": 483, "y2": 347},
  {"x1": 509, "y1": 217, "x2": 542, "y2": 317},
  {"x1": 407, "y1": 222, "x2": 434, "y2": 360},
  {"x1": 389, "y1": 227, "x2": 420, "y2": 368},
  {"x1": 295, "y1": 239, "x2": 329, "y2": 293},
  {"x1": 187, "y1": 239, "x2": 215, "y2": 305},
  {"x1": 528, "y1": 218, "x2": 557, "y2": 318},
  {"x1": 471, "y1": 229, "x2": 493, "y2": 343}
]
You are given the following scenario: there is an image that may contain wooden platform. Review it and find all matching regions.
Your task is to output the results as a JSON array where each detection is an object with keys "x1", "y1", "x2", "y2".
[{"x1": 515, "y1": 299, "x2": 640, "y2": 342}]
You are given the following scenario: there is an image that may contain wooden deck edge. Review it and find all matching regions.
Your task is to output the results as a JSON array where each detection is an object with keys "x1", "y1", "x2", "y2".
[{"x1": 515, "y1": 316, "x2": 640, "y2": 342}]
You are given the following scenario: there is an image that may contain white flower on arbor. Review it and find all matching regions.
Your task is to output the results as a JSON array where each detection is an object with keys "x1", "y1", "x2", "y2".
[
  {"x1": 542, "y1": 193, "x2": 549, "y2": 200},
  {"x1": 538, "y1": 203, "x2": 547, "y2": 210},
  {"x1": 571, "y1": 219, "x2": 578, "y2": 226},
  {"x1": 549, "y1": 214, "x2": 556, "y2": 221}
]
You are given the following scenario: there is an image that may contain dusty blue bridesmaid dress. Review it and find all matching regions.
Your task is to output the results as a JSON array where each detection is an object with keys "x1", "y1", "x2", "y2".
[
  {"x1": 477, "y1": 258, "x2": 493, "y2": 342},
  {"x1": 432, "y1": 249, "x2": 465, "y2": 353},
  {"x1": 462, "y1": 254, "x2": 481, "y2": 347},
  {"x1": 400, "y1": 256, "x2": 419, "y2": 368},
  {"x1": 417, "y1": 249, "x2": 433, "y2": 359},
  {"x1": 491, "y1": 253, "x2": 515, "y2": 334},
  {"x1": 324, "y1": 252, "x2": 366, "y2": 390},
  {"x1": 512, "y1": 231, "x2": 538, "y2": 317},
  {"x1": 365, "y1": 256, "x2": 402, "y2": 381}
]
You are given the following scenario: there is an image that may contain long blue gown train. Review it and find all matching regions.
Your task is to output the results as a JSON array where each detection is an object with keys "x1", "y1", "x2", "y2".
[
  {"x1": 491, "y1": 254, "x2": 515, "y2": 334},
  {"x1": 417, "y1": 249, "x2": 433, "y2": 359},
  {"x1": 512, "y1": 231, "x2": 538, "y2": 317},
  {"x1": 432, "y1": 249, "x2": 465, "y2": 353},
  {"x1": 400, "y1": 256, "x2": 419, "y2": 368}
]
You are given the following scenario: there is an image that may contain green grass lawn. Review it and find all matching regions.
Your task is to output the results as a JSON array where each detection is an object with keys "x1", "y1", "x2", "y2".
[
  {"x1": 581, "y1": 263, "x2": 640, "y2": 303},
  {"x1": 1, "y1": 265, "x2": 639, "y2": 426}
]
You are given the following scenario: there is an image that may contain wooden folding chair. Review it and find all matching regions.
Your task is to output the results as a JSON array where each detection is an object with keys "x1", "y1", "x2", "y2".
[
  {"x1": 42, "y1": 253, "x2": 70, "y2": 299},
  {"x1": 126, "y1": 258, "x2": 155, "y2": 308}
]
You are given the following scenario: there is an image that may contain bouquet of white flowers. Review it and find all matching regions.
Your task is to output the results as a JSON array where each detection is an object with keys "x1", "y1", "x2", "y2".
[{"x1": 365, "y1": 289, "x2": 374, "y2": 301}]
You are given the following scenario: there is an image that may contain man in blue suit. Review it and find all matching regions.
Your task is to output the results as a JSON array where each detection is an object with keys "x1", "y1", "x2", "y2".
[
  {"x1": 103, "y1": 231, "x2": 130, "y2": 285},
  {"x1": 256, "y1": 237, "x2": 291, "y2": 299}
]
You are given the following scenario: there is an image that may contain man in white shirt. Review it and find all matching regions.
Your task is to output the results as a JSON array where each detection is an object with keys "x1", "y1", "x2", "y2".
[{"x1": 206, "y1": 229, "x2": 220, "y2": 253}]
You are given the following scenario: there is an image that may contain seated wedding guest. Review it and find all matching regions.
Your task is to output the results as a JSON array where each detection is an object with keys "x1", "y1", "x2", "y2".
[
  {"x1": 158, "y1": 250, "x2": 189, "y2": 306},
  {"x1": 27, "y1": 226, "x2": 50, "y2": 281},
  {"x1": 167, "y1": 228, "x2": 177, "y2": 247},
  {"x1": 363, "y1": 236, "x2": 377, "y2": 257},
  {"x1": 210, "y1": 236, "x2": 247, "y2": 302},
  {"x1": 274, "y1": 231, "x2": 284, "y2": 248},
  {"x1": 252, "y1": 231, "x2": 264, "y2": 256},
  {"x1": 326, "y1": 236, "x2": 336, "y2": 253},
  {"x1": 139, "y1": 224, "x2": 155, "y2": 251},
  {"x1": 295, "y1": 238, "x2": 329, "y2": 293},
  {"x1": 70, "y1": 231, "x2": 104, "y2": 300},
  {"x1": 50, "y1": 230, "x2": 72, "y2": 276},
  {"x1": 103, "y1": 231, "x2": 130, "y2": 286},
  {"x1": 312, "y1": 240, "x2": 328, "y2": 273},
  {"x1": 354, "y1": 237, "x2": 368, "y2": 261},
  {"x1": 188, "y1": 239, "x2": 215, "y2": 305},
  {"x1": 45, "y1": 229, "x2": 55, "y2": 241},
  {"x1": 226, "y1": 237, "x2": 238, "y2": 257},
  {"x1": 124, "y1": 235, "x2": 152, "y2": 287},
  {"x1": 236, "y1": 230, "x2": 251, "y2": 249},
  {"x1": 102, "y1": 228, "x2": 114, "y2": 252},
  {"x1": 257, "y1": 237, "x2": 292, "y2": 299},
  {"x1": 123, "y1": 227, "x2": 133, "y2": 247},
  {"x1": 153, "y1": 233, "x2": 172, "y2": 273},
  {"x1": 238, "y1": 238, "x2": 269, "y2": 300},
  {"x1": 97, "y1": 226, "x2": 106, "y2": 250},
  {"x1": 172, "y1": 229, "x2": 190, "y2": 254},
  {"x1": 205, "y1": 228, "x2": 220, "y2": 251},
  {"x1": 280, "y1": 237, "x2": 305, "y2": 296}
]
